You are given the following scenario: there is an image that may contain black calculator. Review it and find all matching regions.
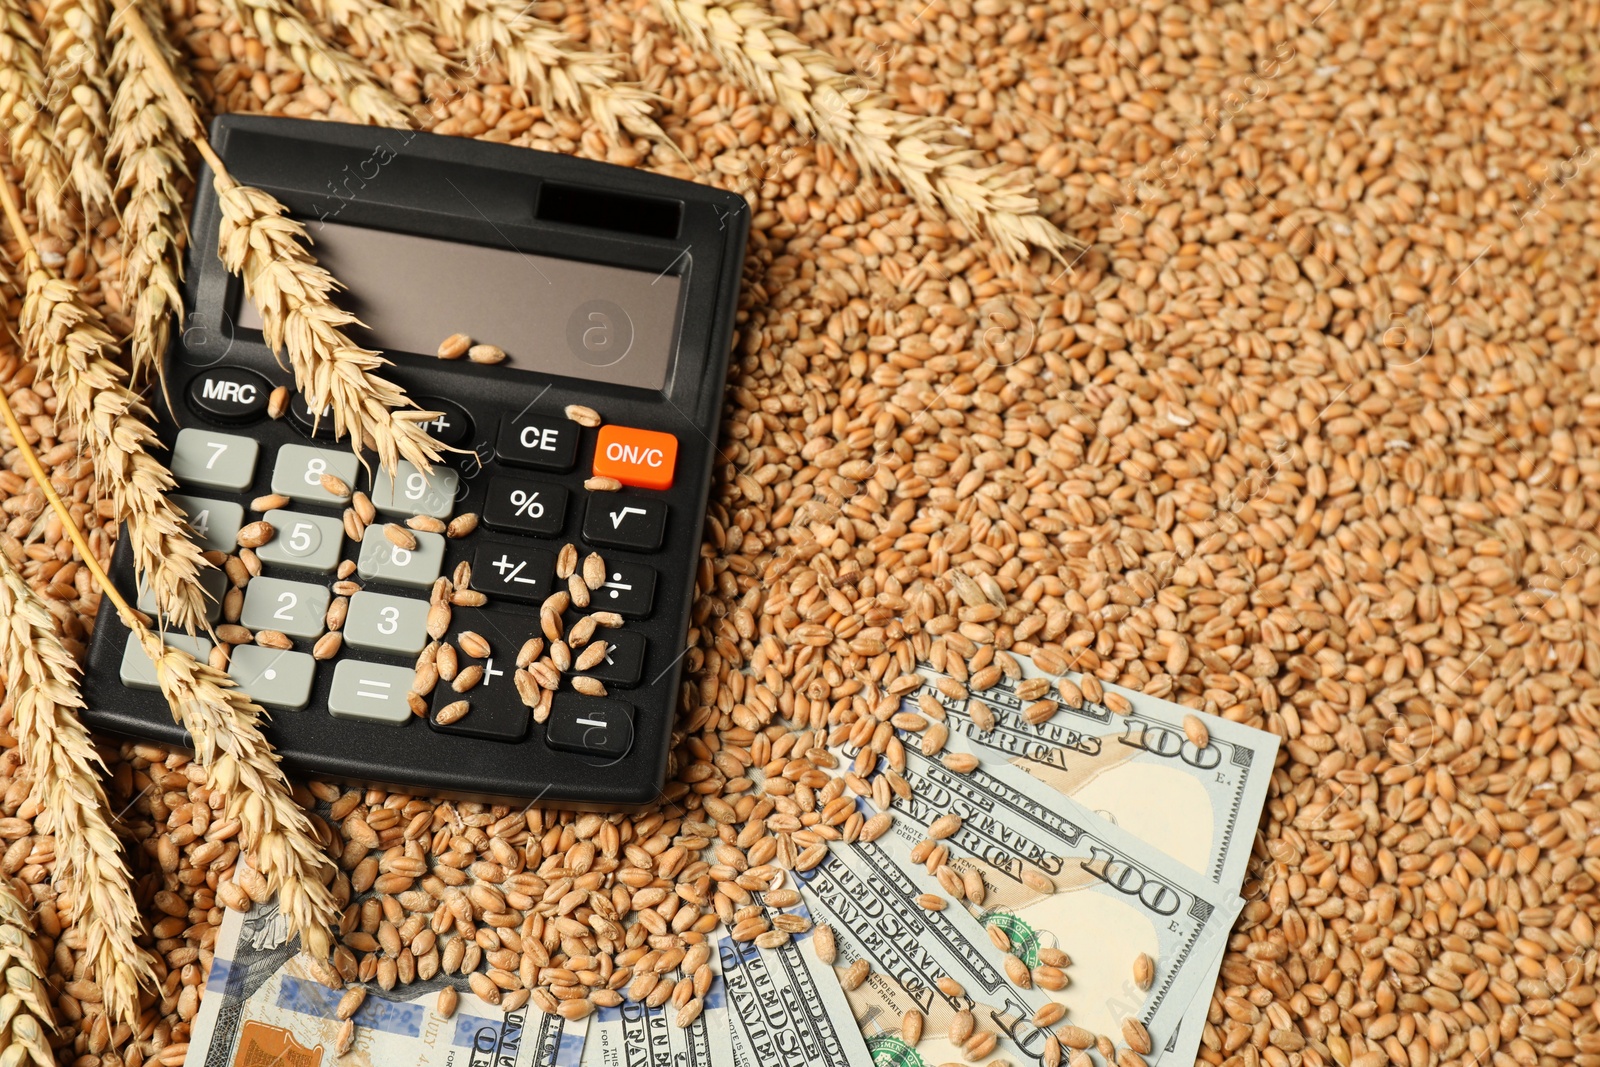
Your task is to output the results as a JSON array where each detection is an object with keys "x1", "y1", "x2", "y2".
[{"x1": 79, "y1": 115, "x2": 748, "y2": 809}]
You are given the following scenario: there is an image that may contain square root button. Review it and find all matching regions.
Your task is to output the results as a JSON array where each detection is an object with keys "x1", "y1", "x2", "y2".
[{"x1": 592, "y1": 426, "x2": 677, "y2": 490}]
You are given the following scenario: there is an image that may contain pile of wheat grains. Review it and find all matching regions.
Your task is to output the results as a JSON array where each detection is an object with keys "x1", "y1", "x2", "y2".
[{"x1": 0, "y1": 0, "x2": 1597, "y2": 1064}]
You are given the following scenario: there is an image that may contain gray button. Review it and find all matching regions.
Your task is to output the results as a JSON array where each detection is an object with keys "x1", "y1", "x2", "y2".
[
  {"x1": 371, "y1": 461, "x2": 459, "y2": 519},
  {"x1": 137, "y1": 566, "x2": 227, "y2": 625},
  {"x1": 328, "y1": 660, "x2": 415, "y2": 725},
  {"x1": 254, "y1": 509, "x2": 345, "y2": 573},
  {"x1": 227, "y1": 645, "x2": 316, "y2": 709},
  {"x1": 344, "y1": 591, "x2": 429, "y2": 655},
  {"x1": 271, "y1": 444, "x2": 361, "y2": 507},
  {"x1": 119, "y1": 632, "x2": 214, "y2": 691},
  {"x1": 357, "y1": 526, "x2": 445, "y2": 588},
  {"x1": 170, "y1": 428, "x2": 259, "y2": 491},
  {"x1": 169, "y1": 495, "x2": 244, "y2": 554},
  {"x1": 239, "y1": 577, "x2": 329, "y2": 639}
]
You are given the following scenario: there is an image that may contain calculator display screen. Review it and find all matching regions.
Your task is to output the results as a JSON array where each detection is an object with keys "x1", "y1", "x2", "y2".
[{"x1": 235, "y1": 221, "x2": 682, "y2": 390}]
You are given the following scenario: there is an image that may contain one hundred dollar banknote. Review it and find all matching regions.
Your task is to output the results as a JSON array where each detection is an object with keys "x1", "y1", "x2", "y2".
[
  {"x1": 719, "y1": 893, "x2": 874, "y2": 1067},
  {"x1": 186, "y1": 903, "x2": 587, "y2": 1067},
  {"x1": 878, "y1": 745, "x2": 1242, "y2": 1064},
  {"x1": 581, "y1": 933, "x2": 731, "y2": 1066},
  {"x1": 910, "y1": 657, "x2": 1280, "y2": 888}
]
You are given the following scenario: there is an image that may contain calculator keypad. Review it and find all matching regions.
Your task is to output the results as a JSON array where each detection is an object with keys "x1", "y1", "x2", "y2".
[
  {"x1": 483, "y1": 475, "x2": 567, "y2": 536},
  {"x1": 239, "y1": 577, "x2": 330, "y2": 639},
  {"x1": 255, "y1": 510, "x2": 345, "y2": 572},
  {"x1": 344, "y1": 591, "x2": 430, "y2": 655},
  {"x1": 371, "y1": 461, "x2": 459, "y2": 519},
  {"x1": 171, "y1": 428, "x2": 259, "y2": 491},
  {"x1": 272, "y1": 444, "x2": 361, "y2": 507},
  {"x1": 582, "y1": 495, "x2": 666, "y2": 551},
  {"x1": 357, "y1": 526, "x2": 445, "y2": 587}
]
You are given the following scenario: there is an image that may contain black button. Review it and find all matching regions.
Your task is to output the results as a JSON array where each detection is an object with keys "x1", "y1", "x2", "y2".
[
  {"x1": 582, "y1": 495, "x2": 666, "y2": 551},
  {"x1": 186, "y1": 367, "x2": 271, "y2": 423},
  {"x1": 484, "y1": 476, "x2": 567, "y2": 536},
  {"x1": 474, "y1": 542, "x2": 554, "y2": 603},
  {"x1": 498, "y1": 414, "x2": 578, "y2": 471},
  {"x1": 413, "y1": 397, "x2": 474, "y2": 448},
  {"x1": 289, "y1": 392, "x2": 338, "y2": 440},
  {"x1": 575, "y1": 630, "x2": 645, "y2": 688},
  {"x1": 592, "y1": 561, "x2": 655, "y2": 617},
  {"x1": 428, "y1": 640, "x2": 526, "y2": 741},
  {"x1": 545, "y1": 694, "x2": 634, "y2": 759}
]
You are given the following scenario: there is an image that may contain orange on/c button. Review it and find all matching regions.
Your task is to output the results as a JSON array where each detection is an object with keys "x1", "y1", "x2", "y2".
[{"x1": 592, "y1": 426, "x2": 678, "y2": 491}]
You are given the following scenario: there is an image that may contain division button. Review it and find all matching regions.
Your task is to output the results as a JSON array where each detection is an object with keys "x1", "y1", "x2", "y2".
[
  {"x1": 473, "y1": 543, "x2": 554, "y2": 603},
  {"x1": 484, "y1": 475, "x2": 567, "y2": 536},
  {"x1": 581, "y1": 495, "x2": 666, "y2": 551},
  {"x1": 545, "y1": 693, "x2": 634, "y2": 759},
  {"x1": 497, "y1": 413, "x2": 578, "y2": 472},
  {"x1": 592, "y1": 425, "x2": 677, "y2": 490},
  {"x1": 187, "y1": 366, "x2": 271, "y2": 424},
  {"x1": 227, "y1": 645, "x2": 316, "y2": 709},
  {"x1": 594, "y1": 560, "x2": 655, "y2": 617},
  {"x1": 328, "y1": 660, "x2": 416, "y2": 725},
  {"x1": 169, "y1": 428, "x2": 259, "y2": 492}
]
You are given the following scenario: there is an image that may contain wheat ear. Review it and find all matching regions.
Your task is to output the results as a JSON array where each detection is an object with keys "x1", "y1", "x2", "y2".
[
  {"x1": 0, "y1": 876, "x2": 55, "y2": 1067},
  {"x1": 0, "y1": 0, "x2": 75, "y2": 235},
  {"x1": 304, "y1": 0, "x2": 455, "y2": 77},
  {"x1": 40, "y1": 0, "x2": 115, "y2": 217},
  {"x1": 0, "y1": 391, "x2": 341, "y2": 965},
  {"x1": 214, "y1": 0, "x2": 412, "y2": 126},
  {"x1": 415, "y1": 0, "x2": 667, "y2": 144},
  {"x1": 654, "y1": 0, "x2": 1081, "y2": 261},
  {"x1": 116, "y1": 0, "x2": 450, "y2": 478},
  {"x1": 108, "y1": 0, "x2": 192, "y2": 394},
  {"x1": 0, "y1": 164, "x2": 216, "y2": 634},
  {"x1": 0, "y1": 558, "x2": 154, "y2": 1028}
]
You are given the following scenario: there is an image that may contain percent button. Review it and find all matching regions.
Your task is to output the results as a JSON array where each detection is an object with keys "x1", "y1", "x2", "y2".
[{"x1": 484, "y1": 475, "x2": 568, "y2": 536}]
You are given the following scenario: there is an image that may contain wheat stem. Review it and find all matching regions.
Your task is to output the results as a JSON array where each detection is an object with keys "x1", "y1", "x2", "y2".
[
  {"x1": 0, "y1": 557, "x2": 155, "y2": 1028},
  {"x1": 215, "y1": 0, "x2": 412, "y2": 126},
  {"x1": 0, "y1": 0, "x2": 75, "y2": 234},
  {"x1": 653, "y1": 0, "x2": 1081, "y2": 261},
  {"x1": 0, "y1": 163, "x2": 217, "y2": 634},
  {"x1": 108, "y1": 0, "x2": 193, "y2": 396},
  {"x1": 0, "y1": 375, "x2": 341, "y2": 967},
  {"x1": 113, "y1": 0, "x2": 451, "y2": 478},
  {"x1": 0, "y1": 876, "x2": 55, "y2": 1067},
  {"x1": 414, "y1": 0, "x2": 668, "y2": 144}
]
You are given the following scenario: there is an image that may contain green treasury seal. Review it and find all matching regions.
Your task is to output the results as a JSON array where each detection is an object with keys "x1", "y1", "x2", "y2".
[
  {"x1": 868, "y1": 1033, "x2": 930, "y2": 1067},
  {"x1": 978, "y1": 908, "x2": 1043, "y2": 967}
]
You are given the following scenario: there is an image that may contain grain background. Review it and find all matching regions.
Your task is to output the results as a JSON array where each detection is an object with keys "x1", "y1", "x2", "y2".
[{"x1": 0, "y1": 0, "x2": 1597, "y2": 1064}]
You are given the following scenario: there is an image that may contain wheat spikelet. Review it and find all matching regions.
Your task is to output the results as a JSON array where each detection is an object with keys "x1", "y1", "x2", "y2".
[
  {"x1": 216, "y1": 0, "x2": 412, "y2": 125},
  {"x1": 654, "y1": 0, "x2": 1080, "y2": 261},
  {"x1": 215, "y1": 176, "x2": 448, "y2": 475},
  {"x1": 417, "y1": 0, "x2": 666, "y2": 143},
  {"x1": 0, "y1": 876, "x2": 55, "y2": 1067},
  {"x1": 11, "y1": 263, "x2": 217, "y2": 633},
  {"x1": 40, "y1": 0, "x2": 114, "y2": 216},
  {"x1": 138, "y1": 630, "x2": 339, "y2": 961},
  {"x1": 0, "y1": 0, "x2": 74, "y2": 235},
  {"x1": 0, "y1": 559, "x2": 154, "y2": 1028},
  {"x1": 108, "y1": 0, "x2": 193, "y2": 392},
  {"x1": 305, "y1": 0, "x2": 454, "y2": 76}
]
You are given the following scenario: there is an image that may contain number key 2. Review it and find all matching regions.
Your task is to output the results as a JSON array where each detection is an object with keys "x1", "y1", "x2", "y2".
[{"x1": 484, "y1": 474, "x2": 567, "y2": 536}]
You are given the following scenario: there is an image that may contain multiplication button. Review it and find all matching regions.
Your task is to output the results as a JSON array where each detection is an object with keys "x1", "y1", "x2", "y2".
[
  {"x1": 484, "y1": 475, "x2": 567, "y2": 536},
  {"x1": 582, "y1": 496, "x2": 666, "y2": 551},
  {"x1": 473, "y1": 543, "x2": 554, "y2": 603},
  {"x1": 573, "y1": 630, "x2": 645, "y2": 688}
]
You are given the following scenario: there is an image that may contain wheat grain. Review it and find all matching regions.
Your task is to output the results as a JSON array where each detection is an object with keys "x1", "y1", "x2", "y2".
[
  {"x1": 0, "y1": 0, "x2": 74, "y2": 235},
  {"x1": 0, "y1": 558, "x2": 154, "y2": 1028},
  {"x1": 653, "y1": 0, "x2": 1079, "y2": 262},
  {"x1": 0, "y1": 168, "x2": 216, "y2": 633},
  {"x1": 0, "y1": 876, "x2": 55, "y2": 1067},
  {"x1": 40, "y1": 0, "x2": 114, "y2": 217},
  {"x1": 416, "y1": 0, "x2": 666, "y2": 143},
  {"x1": 214, "y1": 0, "x2": 411, "y2": 126},
  {"x1": 107, "y1": 0, "x2": 194, "y2": 393},
  {"x1": 304, "y1": 0, "x2": 453, "y2": 76}
]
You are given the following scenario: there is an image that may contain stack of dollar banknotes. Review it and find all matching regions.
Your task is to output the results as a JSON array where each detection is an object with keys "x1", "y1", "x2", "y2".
[{"x1": 189, "y1": 652, "x2": 1279, "y2": 1067}]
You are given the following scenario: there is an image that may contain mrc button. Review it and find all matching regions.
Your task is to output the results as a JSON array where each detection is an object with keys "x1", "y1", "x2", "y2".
[
  {"x1": 592, "y1": 426, "x2": 677, "y2": 490},
  {"x1": 187, "y1": 366, "x2": 271, "y2": 423}
]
